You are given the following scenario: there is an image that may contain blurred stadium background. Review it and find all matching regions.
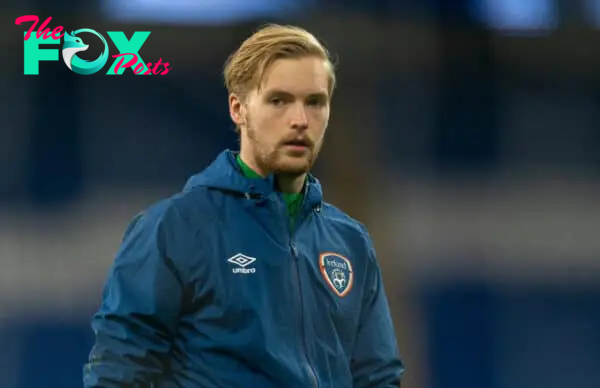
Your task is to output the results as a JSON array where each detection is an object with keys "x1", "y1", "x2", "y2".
[{"x1": 3, "y1": 0, "x2": 600, "y2": 387}]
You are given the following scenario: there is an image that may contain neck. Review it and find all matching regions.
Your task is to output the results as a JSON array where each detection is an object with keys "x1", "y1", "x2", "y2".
[
  {"x1": 239, "y1": 148, "x2": 267, "y2": 177},
  {"x1": 238, "y1": 150, "x2": 306, "y2": 194},
  {"x1": 276, "y1": 173, "x2": 306, "y2": 194}
]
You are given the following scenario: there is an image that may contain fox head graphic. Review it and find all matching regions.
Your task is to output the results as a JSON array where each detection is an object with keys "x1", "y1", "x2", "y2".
[
  {"x1": 62, "y1": 31, "x2": 89, "y2": 70},
  {"x1": 60, "y1": 29, "x2": 109, "y2": 75}
]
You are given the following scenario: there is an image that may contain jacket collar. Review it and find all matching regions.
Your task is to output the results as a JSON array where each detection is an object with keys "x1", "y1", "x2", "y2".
[{"x1": 183, "y1": 149, "x2": 323, "y2": 210}]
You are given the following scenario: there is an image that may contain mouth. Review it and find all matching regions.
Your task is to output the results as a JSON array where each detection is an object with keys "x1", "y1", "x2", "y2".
[{"x1": 282, "y1": 139, "x2": 311, "y2": 151}]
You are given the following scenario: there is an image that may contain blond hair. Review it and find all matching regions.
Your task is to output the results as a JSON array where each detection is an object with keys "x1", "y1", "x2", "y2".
[{"x1": 223, "y1": 24, "x2": 336, "y2": 102}]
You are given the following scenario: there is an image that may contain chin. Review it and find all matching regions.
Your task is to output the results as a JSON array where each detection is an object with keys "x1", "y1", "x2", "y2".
[
  {"x1": 272, "y1": 158, "x2": 312, "y2": 175},
  {"x1": 274, "y1": 164, "x2": 310, "y2": 175}
]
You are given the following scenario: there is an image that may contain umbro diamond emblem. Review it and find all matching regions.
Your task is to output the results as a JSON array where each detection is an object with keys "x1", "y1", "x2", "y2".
[{"x1": 227, "y1": 253, "x2": 257, "y2": 274}]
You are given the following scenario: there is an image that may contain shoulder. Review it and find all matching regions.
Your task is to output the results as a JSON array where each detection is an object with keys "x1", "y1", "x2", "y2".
[
  {"x1": 135, "y1": 186, "x2": 219, "y2": 228},
  {"x1": 113, "y1": 188, "x2": 221, "y2": 280},
  {"x1": 122, "y1": 186, "x2": 220, "y2": 253},
  {"x1": 319, "y1": 202, "x2": 376, "y2": 260},
  {"x1": 319, "y1": 202, "x2": 365, "y2": 233}
]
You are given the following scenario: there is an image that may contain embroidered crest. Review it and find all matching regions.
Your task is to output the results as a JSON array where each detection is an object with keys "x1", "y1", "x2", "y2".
[{"x1": 319, "y1": 252, "x2": 353, "y2": 297}]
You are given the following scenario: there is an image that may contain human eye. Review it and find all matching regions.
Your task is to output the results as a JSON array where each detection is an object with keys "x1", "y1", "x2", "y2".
[
  {"x1": 306, "y1": 97, "x2": 326, "y2": 108},
  {"x1": 269, "y1": 96, "x2": 288, "y2": 107}
]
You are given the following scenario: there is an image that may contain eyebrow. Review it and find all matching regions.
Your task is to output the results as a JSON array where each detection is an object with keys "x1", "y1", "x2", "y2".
[{"x1": 264, "y1": 89, "x2": 328, "y2": 100}]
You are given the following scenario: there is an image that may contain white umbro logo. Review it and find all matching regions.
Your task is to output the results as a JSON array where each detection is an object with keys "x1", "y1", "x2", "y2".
[{"x1": 227, "y1": 253, "x2": 257, "y2": 274}]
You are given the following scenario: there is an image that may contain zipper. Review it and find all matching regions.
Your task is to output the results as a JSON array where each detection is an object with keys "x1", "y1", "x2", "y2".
[
  {"x1": 280, "y1": 195, "x2": 319, "y2": 388},
  {"x1": 290, "y1": 240, "x2": 319, "y2": 388}
]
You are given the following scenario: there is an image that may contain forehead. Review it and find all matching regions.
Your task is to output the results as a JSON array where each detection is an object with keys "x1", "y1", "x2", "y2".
[{"x1": 259, "y1": 57, "x2": 330, "y2": 96}]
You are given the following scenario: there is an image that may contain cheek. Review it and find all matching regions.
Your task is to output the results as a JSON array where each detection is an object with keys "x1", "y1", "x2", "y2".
[
  {"x1": 260, "y1": 114, "x2": 288, "y2": 140},
  {"x1": 248, "y1": 113, "x2": 281, "y2": 147},
  {"x1": 311, "y1": 111, "x2": 329, "y2": 135},
  {"x1": 251, "y1": 107, "x2": 278, "y2": 128}
]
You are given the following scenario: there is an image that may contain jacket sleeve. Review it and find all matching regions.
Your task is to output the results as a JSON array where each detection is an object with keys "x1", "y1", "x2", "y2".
[
  {"x1": 351, "y1": 231, "x2": 405, "y2": 387},
  {"x1": 83, "y1": 207, "x2": 186, "y2": 387}
]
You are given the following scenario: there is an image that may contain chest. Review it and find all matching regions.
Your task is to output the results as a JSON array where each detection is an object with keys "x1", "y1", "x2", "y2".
[{"x1": 191, "y1": 203, "x2": 366, "y2": 341}]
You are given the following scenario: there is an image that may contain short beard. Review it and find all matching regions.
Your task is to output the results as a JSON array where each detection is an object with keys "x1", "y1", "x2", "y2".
[{"x1": 246, "y1": 120, "x2": 318, "y2": 177}]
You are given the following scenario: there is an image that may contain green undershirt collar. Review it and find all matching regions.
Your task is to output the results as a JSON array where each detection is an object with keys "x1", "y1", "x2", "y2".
[{"x1": 236, "y1": 154, "x2": 304, "y2": 225}]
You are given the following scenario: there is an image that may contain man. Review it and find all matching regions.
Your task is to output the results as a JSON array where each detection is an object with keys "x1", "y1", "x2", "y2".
[{"x1": 83, "y1": 24, "x2": 404, "y2": 387}]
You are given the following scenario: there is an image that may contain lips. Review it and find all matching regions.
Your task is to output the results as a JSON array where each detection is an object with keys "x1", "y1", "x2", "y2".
[{"x1": 283, "y1": 139, "x2": 311, "y2": 148}]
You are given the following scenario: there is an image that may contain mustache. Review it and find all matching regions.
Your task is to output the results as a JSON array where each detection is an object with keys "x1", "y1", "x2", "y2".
[{"x1": 280, "y1": 137, "x2": 314, "y2": 148}]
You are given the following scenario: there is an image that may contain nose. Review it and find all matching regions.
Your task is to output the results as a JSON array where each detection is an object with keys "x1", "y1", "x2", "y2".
[{"x1": 290, "y1": 103, "x2": 308, "y2": 130}]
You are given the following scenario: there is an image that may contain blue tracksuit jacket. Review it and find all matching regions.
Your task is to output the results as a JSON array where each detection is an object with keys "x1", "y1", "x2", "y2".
[{"x1": 83, "y1": 149, "x2": 404, "y2": 387}]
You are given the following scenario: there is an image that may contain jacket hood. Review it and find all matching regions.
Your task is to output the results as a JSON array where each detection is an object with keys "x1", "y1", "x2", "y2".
[{"x1": 183, "y1": 149, "x2": 323, "y2": 209}]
